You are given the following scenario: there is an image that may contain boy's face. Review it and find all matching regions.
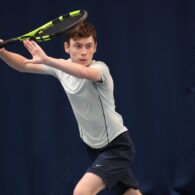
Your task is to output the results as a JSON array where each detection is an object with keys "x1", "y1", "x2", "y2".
[{"x1": 64, "y1": 36, "x2": 97, "y2": 66}]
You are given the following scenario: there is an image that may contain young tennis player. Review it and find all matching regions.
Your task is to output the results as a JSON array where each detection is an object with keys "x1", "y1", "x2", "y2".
[{"x1": 0, "y1": 22, "x2": 142, "y2": 195}]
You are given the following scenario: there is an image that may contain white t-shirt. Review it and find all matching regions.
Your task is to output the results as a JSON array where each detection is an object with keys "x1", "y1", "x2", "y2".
[{"x1": 43, "y1": 60, "x2": 127, "y2": 148}]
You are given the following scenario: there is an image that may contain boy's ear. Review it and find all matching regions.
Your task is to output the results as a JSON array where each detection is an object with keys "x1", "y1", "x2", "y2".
[
  {"x1": 94, "y1": 42, "x2": 97, "y2": 53},
  {"x1": 64, "y1": 42, "x2": 70, "y2": 54}
]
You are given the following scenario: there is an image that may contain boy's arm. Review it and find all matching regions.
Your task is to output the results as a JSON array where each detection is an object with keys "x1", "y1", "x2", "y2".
[
  {"x1": 0, "y1": 43, "x2": 46, "y2": 75},
  {"x1": 24, "y1": 40, "x2": 102, "y2": 81},
  {"x1": 43, "y1": 57, "x2": 101, "y2": 81}
]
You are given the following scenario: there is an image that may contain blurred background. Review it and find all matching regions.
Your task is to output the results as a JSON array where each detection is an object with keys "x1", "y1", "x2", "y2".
[{"x1": 0, "y1": 0, "x2": 195, "y2": 194}]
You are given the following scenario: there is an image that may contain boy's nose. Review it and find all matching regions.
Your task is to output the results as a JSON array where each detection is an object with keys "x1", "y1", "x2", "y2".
[{"x1": 81, "y1": 48, "x2": 87, "y2": 55}]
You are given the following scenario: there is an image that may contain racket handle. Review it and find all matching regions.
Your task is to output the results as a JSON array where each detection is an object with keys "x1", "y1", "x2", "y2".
[{"x1": 0, "y1": 38, "x2": 19, "y2": 48}]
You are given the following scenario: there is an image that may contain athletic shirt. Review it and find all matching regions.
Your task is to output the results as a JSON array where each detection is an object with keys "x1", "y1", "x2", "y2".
[{"x1": 43, "y1": 60, "x2": 127, "y2": 148}]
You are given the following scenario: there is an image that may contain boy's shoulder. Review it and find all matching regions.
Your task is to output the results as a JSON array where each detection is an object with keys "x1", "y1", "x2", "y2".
[{"x1": 91, "y1": 60, "x2": 108, "y2": 68}]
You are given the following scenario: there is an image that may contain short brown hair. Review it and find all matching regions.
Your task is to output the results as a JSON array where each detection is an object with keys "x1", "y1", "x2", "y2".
[{"x1": 65, "y1": 21, "x2": 97, "y2": 43}]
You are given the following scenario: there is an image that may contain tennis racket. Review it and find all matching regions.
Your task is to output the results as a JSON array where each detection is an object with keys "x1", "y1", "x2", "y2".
[{"x1": 0, "y1": 10, "x2": 87, "y2": 48}]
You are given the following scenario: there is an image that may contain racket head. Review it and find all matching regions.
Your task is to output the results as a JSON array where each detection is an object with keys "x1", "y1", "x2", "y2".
[
  {"x1": 0, "y1": 10, "x2": 88, "y2": 48},
  {"x1": 21, "y1": 10, "x2": 88, "y2": 42}
]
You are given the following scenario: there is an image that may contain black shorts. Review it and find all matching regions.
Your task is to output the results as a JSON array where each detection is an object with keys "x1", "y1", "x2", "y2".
[{"x1": 85, "y1": 131, "x2": 139, "y2": 195}]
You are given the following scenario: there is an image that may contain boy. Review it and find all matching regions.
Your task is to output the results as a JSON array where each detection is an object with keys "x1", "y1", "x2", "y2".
[{"x1": 0, "y1": 22, "x2": 142, "y2": 195}]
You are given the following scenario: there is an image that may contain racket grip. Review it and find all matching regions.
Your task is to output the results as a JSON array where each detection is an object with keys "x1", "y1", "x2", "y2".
[{"x1": 0, "y1": 38, "x2": 19, "y2": 48}]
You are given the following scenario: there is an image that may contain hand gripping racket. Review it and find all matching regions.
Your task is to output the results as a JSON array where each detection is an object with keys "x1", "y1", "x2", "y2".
[{"x1": 0, "y1": 10, "x2": 87, "y2": 48}]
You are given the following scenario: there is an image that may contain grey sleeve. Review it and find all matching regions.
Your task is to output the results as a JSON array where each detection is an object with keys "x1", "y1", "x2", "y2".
[
  {"x1": 42, "y1": 64, "x2": 60, "y2": 78},
  {"x1": 91, "y1": 61, "x2": 111, "y2": 83}
]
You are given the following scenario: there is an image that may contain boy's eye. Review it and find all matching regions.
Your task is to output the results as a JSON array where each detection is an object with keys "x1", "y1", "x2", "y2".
[
  {"x1": 75, "y1": 44, "x2": 81, "y2": 48},
  {"x1": 73, "y1": 43, "x2": 93, "y2": 49},
  {"x1": 86, "y1": 45, "x2": 92, "y2": 49}
]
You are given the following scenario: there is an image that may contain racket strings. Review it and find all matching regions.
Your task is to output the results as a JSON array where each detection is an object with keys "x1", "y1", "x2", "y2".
[{"x1": 42, "y1": 16, "x2": 82, "y2": 36}]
